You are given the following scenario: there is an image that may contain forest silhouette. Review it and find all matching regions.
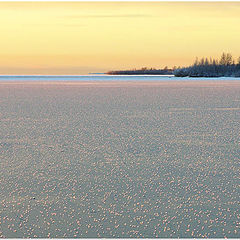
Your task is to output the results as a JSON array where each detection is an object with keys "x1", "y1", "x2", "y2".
[
  {"x1": 174, "y1": 53, "x2": 240, "y2": 77},
  {"x1": 107, "y1": 53, "x2": 240, "y2": 77}
]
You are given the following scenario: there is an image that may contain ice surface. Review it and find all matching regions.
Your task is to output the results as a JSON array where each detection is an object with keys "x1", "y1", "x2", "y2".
[{"x1": 0, "y1": 80, "x2": 239, "y2": 238}]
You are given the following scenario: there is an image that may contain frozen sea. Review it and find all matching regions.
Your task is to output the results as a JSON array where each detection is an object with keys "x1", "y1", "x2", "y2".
[
  {"x1": 0, "y1": 78, "x2": 239, "y2": 238},
  {"x1": 0, "y1": 74, "x2": 239, "y2": 82}
]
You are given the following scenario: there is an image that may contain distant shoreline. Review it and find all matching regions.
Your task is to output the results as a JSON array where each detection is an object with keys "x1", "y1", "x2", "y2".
[{"x1": 106, "y1": 68, "x2": 174, "y2": 75}]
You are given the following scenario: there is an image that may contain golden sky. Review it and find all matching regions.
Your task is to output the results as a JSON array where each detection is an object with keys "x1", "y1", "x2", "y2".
[{"x1": 1, "y1": 2, "x2": 240, "y2": 74}]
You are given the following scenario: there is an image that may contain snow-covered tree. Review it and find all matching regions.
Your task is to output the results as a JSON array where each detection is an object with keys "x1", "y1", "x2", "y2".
[{"x1": 174, "y1": 52, "x2": 240, "y2": 78}]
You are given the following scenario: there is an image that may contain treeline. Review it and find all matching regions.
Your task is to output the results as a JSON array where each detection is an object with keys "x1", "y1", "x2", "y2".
[
  {"x1": 106, "y1": 67, "x2": 173, "y2": 75},
  {"x1": 174, "y1": 53, "x2": 240, "y2": 77}
]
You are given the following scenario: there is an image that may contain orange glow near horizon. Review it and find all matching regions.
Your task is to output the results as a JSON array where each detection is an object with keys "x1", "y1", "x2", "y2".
[{"x1": 0, "y1": 2, "x2": 240, "y2": 74}]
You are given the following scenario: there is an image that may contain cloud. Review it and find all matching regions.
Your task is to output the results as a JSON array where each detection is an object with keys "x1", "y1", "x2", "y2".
[
  {"x1": 64, "y1": 14, "x2": 152, "y2": 19},
  {"x1": 25, "y1": 23, "x2": 87, "y2": 28}
]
